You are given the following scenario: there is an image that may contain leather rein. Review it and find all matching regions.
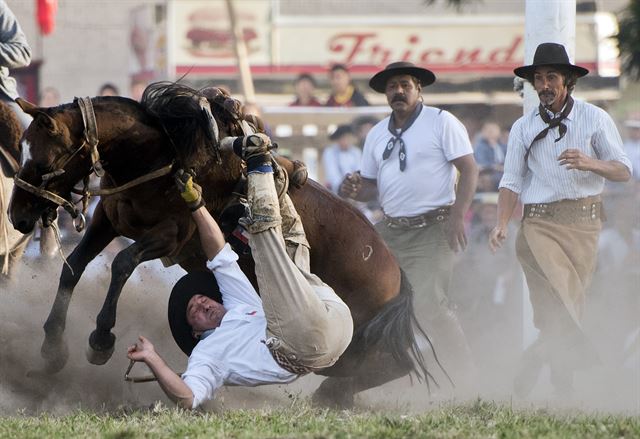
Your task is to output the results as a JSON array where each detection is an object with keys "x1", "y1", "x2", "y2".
[{"x1": 13, "y1": 97, "x2": 173, "y2": 233}]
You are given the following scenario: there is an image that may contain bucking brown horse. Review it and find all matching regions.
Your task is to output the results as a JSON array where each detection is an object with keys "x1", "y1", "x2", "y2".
[{"x1": 8, "y1": 83, "x2": 443, "y2": 406}]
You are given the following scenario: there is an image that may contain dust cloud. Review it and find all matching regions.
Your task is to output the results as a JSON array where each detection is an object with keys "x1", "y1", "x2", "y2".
[
  {"x1": 1, "y1": 209, "x2": 638, "y2": 416},
  {"x1": 0, "y1": 239, "x2": 318, "y2": 415}
]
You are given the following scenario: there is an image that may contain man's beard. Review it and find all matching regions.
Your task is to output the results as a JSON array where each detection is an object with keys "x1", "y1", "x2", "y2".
[{"x1": 538, "y1": 91, "x2": 556, "y2": 107}]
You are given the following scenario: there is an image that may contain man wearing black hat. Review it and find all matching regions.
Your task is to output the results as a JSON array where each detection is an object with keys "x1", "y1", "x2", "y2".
[
  {"x1": 127, "y1": 133, "x2": 353, "y2": 409},
  {"x1": 322, "y1": 124, "x2": 361, "y2": 193},
  {"x1": 489, "y1": 42, "x2": 632, "y2": 397},
  {"x1": 338, "y1": 61, "x2": 478, "y2": 388}
]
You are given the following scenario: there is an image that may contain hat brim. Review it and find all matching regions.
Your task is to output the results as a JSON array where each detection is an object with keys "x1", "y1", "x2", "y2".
[
  {"x1": 369, "y1": 66, "x2": 436, "y2": 93},
  {"x1": 168, "y1": 271, "x2": 222, "y2": 355},
  {"x1": 514, "y1": 63, "x2": 589, "y2": 79}
]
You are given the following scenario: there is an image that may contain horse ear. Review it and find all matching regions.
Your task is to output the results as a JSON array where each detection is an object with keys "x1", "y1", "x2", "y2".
[
  {"x1": 15, "y1": 98, "x2": 39, "y2": 115},
  {"x1": 36, "y1": 111, "x2": 59, "y2": 134}
]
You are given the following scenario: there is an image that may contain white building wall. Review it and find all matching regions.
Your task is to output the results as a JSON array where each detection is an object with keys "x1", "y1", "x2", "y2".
[{"x1": 6, "y1": 0, "x2": 161, "y2": 102}]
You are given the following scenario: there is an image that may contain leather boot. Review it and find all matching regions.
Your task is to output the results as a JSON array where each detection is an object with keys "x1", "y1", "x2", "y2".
[{"x1": 513, "y1": 339, "x2": 546, "y2": 398}]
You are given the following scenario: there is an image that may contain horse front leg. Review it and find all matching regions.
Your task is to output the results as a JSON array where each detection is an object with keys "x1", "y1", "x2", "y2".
[
  {"x1": 86, "y1": 220, "x2": 182, "y2": 365},
  {"x1": 38, "y1": 202, "x2": 117, "y2": 374}
]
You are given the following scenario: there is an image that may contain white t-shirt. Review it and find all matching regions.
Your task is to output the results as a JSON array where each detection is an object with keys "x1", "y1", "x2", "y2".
[
  {"x1": 181, "y1": 244, "x2": 297, "y2": 408},
  {"x1": 360, "y1": 105, "x2": 473, "y2": 217},
  {"x1": 321, "y1": 144, "x2": 362, "y2": 193}
]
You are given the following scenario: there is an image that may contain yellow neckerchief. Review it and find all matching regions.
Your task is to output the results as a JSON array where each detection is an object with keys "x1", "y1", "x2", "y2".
[{"x1": 333, "y1": 85, "x2": 355, "y2": 105}]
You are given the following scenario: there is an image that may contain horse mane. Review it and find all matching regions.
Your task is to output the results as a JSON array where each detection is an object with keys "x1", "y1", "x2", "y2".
[{"x1": 140, "y1": 82, "x2": 244, "y2": 170}]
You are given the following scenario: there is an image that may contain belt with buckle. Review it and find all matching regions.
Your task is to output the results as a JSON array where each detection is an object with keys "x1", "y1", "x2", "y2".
[
  {"x1": 524, "y1": 195, "x2": 603, "y2": 224},
  {"x1": 264, "y1": 338, "x2": 312, "y2": 376},
  {"x1": 384, "y1": 207, "x2": 450, "y2": 229}
]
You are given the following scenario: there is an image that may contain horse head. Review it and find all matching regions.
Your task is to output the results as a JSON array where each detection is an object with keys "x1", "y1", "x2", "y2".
[{"x1": 9, "y1": 99, "x2": 95, "y2": 234}]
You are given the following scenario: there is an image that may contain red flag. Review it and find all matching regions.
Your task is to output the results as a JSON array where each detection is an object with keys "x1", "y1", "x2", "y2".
[{"x1": 37, "y1": 0, "x2": 58, "y2": 35}]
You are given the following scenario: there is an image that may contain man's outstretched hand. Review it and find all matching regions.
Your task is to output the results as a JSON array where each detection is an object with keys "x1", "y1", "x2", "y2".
[
  {"x1": 175, "y1": 169, "x2": 204, "y2": 211},
  {"x1": 127, "y1": 335, "x2": 157, "y2": 363}
]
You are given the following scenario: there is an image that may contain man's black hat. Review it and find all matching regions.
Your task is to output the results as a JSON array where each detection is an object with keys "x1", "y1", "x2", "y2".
[
  {"x1": 369, "y1": 61, "x2": 436, "y2": 93},
  {"x1": 168, "y1": 271, "x2": 222, "y2": 355},
  {"x1": 514, "y1": 42, "x2": 589, "y2": 79},
  {"x1": 329, "y1": 124, "x2": 354, "y2": 141}
]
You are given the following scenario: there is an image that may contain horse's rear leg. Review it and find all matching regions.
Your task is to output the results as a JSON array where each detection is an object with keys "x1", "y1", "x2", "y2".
[
  {"x1": 313, "y1": 352, "x2": 413, "y2": 408},
  {"x1": 39, "y1": 203, "x2": 117, "y2": 374},
  {"x1": 86, "y1": 220, "x2": 181, "y2": 365}
]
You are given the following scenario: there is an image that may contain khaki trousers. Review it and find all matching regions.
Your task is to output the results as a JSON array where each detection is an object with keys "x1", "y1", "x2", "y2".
[
  {"x1": 516, "y1": 216, "x2": 601, "y2": 370},
  {"x1": 246, "y1": 172, "x2": 353, "y2": 370}
]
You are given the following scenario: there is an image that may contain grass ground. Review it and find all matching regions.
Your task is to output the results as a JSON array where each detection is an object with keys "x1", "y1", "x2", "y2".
[{"x1": 0, "y1": 400, "x2": 638, "y2": 439}]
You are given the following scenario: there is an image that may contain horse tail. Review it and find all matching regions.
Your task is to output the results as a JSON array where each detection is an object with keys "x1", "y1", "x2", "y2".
[{"x1": 353, "y1": 269, "x2": 451, "y2": 392}]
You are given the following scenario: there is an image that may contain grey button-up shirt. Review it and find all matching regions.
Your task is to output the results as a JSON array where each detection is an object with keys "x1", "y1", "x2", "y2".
[{"x1": 0, "y1": 2, "x2": 31, "y2": 100}]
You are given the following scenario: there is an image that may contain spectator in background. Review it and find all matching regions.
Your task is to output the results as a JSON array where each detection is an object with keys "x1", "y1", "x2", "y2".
[
  {"x1": 322, "y1": 124, "x2": 360, "y2": 193},
  {"x1": 474, "y1": 121, "x2": 507, "y2": 191},
  {"x1": 289, "y1": 73, "x2": 322, "y2": 107},
  {"x1": 38, "y1": 86, "x2": 60, "y2": 107},
  {"x1": 0, "y1": 1, "x2": 32, "y2": 128},
  {"x1": 476, "y1": 168, "x2": 499, "y2": 193},
  {"x1": 99, "y1": 83, "x2": 120, "y2": 96},
  {"x1": 130, "y1": 79, "x2": 147, "y2": 101},
  {"x1": 325, "y1": 64, "x2": 369, "y2": 107},
  {"x1": 474, "y1": 121, "x2": 507, "y2": 170},
  {"x1": 623, "y1": 115, "x2": 640, "y2": 182},
  {"x1": 351, "y1": 115, "x2": 379, "y2": 148}
]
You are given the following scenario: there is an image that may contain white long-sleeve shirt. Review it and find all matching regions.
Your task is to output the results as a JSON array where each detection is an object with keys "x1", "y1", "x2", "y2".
[
  {"x1": 500, "y1": 98, "x2": 632, "y2": 203},
  {"x1": 181, "y1": 244, "x2": 297, "y2": 408}
]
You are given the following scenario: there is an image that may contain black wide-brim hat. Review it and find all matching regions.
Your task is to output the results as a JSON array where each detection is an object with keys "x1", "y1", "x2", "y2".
[
  {"x1": 369, "y1": 61, "x2": 436, "y2": 93},
  {"x1": 329, "y1": 124, "x2": 354, "y2": 141},
  {"x1": 168, "y1": 271, "x2": 222, "y2": 355},
  {"x1": 514, "y1": 42, "x2": 589, "y2": 79}
]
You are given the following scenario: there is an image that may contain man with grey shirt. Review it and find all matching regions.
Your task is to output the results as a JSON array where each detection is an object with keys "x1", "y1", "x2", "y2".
[
  {"x1": 489, "y1": 43, "x2": 632, "y2": 397},
  {"x1": 0, "y1": 1, "x2": 32, "y2": 128}
]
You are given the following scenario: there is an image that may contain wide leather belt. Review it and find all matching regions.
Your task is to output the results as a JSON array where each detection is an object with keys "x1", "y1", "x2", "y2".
[
  {"x1": 384, "y1": 206, "x2": 450, "y2": 229},
  {"x1": 264, "y1": 338, "x2": 312, "y2": 376},
  {"x1": 524, "y1": 195, "x2": 604, "y2": 224}
]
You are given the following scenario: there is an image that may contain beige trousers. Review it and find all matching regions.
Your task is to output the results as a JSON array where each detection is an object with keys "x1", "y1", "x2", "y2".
[{"x1": 245, "y1": 172, "x2": 353, "y2": 370}]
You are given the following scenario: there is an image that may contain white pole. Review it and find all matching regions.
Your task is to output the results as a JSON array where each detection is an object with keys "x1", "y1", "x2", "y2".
[
  {"x1": 225, "y1": 0, "x2": 256, "y2": 103},
  {"x1": 523, "y1": 0, "x2": 576, "y2": 113},
  {"x1": 521, "y1": 0, "x2": 576, "y2": 350}
]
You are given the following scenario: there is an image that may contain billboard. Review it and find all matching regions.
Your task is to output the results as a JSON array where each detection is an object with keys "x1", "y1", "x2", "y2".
[{"x1": 165, "y1": 1, "x2": 619, "y2": 78}]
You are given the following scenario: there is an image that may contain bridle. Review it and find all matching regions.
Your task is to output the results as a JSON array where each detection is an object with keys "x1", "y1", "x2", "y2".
[{"x1": 13, "y1": 97, "x2": 173, "y2": 232}]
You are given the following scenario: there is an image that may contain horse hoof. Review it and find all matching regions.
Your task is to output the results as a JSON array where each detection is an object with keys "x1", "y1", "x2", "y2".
[
  {"x1": 40, "y1": 337, "x2": 69, "y2": 374},
  {"x1": 86, "y1": 331, "x2": 116, "y2": 365},
  {"x1": 312, "y1": 378, "x2": 355, "y2": 409}
]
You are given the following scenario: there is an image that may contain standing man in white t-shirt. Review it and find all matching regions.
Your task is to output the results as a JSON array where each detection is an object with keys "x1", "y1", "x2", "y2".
[{"x1": 339, "y1": 61, "x2": 479, "y2": 389}]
